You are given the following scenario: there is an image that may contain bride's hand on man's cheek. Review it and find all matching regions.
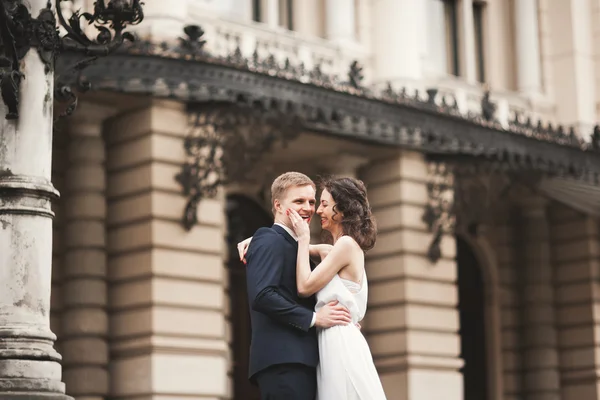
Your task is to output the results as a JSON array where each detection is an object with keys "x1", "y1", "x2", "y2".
[{"x1": 287, "y1": 209, "x2": 310, "y2": 240}]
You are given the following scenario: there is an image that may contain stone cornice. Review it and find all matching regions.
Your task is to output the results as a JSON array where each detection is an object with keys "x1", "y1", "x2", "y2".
[{"x1": 54, "y1": 33, "x2": 600, "y2": 184}]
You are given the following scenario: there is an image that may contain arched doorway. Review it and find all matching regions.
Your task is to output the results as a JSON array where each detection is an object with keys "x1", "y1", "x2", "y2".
[
  {"x1": 457, "y1": 237, "x2": 488, "y2": 400},
  {"x1": 226, "y1": 194, "x2": 272, "y2": 400}
]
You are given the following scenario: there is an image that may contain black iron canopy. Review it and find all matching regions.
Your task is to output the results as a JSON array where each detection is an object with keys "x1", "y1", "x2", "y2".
[
  {"x1": 55, "y1": 25, "x2": 600, "y2": 260},
  {"x1": 56, "y1": 25, "x2": 600, "y2": 181}
]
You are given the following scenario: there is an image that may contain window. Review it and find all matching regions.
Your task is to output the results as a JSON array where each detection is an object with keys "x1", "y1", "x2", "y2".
[
  {"x1": 473, "y1": 1, "x2": 486, "y2": 82},
  {"x1": 252, "y1": 0, "x2": 261, "y2": 22},
  {"x1": 443, "y1": 0, "x2": 460, "y2": 76},
  {"x1": 253, "y1": 0, "x2": 294, "y2": 30}
]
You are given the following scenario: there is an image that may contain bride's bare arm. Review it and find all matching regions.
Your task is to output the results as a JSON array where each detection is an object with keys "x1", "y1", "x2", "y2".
[
  {"x1": 296, "y1": 237, "x2": 354, "y2": 297},
  {"x1": 289, "y1": 210, "x2": 353, "y2": 297},
  {"x1": 309, "y1": 244, "x2": 333, "y2": 260},
  {"x1": 239, "y1": 237, "x2": 333, "y2": 262}
]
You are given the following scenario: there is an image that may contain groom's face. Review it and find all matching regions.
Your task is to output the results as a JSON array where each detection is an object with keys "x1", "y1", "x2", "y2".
[{"x1": 275, "y1": 184, "x2": 316, "y2": 226}]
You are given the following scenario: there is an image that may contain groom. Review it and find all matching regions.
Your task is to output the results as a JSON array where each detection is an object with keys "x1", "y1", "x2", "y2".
[{"x1": 245, "y1": 172, "x2": 352, "y2": 399}]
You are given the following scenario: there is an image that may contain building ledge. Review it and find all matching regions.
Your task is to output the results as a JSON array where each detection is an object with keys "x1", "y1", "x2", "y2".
[{"x1": 55, "y1": 27, "x2": 600, "y2": 184}]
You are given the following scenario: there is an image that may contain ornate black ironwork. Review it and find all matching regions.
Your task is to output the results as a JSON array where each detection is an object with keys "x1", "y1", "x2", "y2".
[
  {"x1": 175, "y1": 103, "x2": 303, "y2": 230},
  {"x1": 480, "y1": 90, "x2": 496, "y2": 122},
  {"x1": 422, "y1": 160, "x2": 521, "y2": 263},
  {"x1": 55, "y1": 24, "x2": 600, "y2": 183},
  {"x1": 0, "y1": 0, "x2": 143, "y2": 120},
  {"x1": 56, "y1": 0, "x2": 143, "y2": 54},
  {"x1": 422, "y1": 162, "x2": 454, "y2": 263}
]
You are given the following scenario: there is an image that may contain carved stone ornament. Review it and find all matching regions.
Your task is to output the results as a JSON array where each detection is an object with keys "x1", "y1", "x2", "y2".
[
  {"x1": 175, "y1": 103, "x2": 303, "y2": 230},
  {"x1": 0, "y1": 0, "x2": 143, "y2": 120}
]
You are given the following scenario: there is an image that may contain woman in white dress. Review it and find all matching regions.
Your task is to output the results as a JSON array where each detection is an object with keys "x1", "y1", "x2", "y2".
[
  {"x1": 287, "y1": 176, "x2": 386, "y2": 400},
  {"x1": 240, "y1": 177, "x2": 387, "y2": 399}
]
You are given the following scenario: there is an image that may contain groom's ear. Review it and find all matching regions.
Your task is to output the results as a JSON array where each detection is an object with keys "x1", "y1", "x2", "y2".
[{"x1": 273, "y1": 198, "x2": 281, "y2": 213}]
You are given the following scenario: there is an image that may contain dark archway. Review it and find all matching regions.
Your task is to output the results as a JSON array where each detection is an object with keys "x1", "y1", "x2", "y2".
[
  {"x1": 457, "y1": 237, "x2": 488, "y2": 400},
  {"x1": 226, "y1": 194, "x2": 272, "y2": 400}
]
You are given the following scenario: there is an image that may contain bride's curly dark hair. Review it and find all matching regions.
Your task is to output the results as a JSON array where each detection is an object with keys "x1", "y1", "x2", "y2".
[{"x1": 320, "y1": 176, "x2": 377, "y2": 251}]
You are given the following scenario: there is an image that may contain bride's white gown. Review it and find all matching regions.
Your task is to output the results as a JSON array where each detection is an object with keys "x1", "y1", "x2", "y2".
[{"x1": 315, "y1": 273, "x2": 387, "y2": 399}]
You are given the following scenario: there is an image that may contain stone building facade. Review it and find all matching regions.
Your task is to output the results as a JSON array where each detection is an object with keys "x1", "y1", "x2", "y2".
[{"x1": 44, "y1": 0, "x2": 600, "y2": 399}]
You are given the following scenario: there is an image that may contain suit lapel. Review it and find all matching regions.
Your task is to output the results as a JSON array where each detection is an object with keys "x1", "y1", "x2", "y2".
[
  {"x1": 272, "y1": 224, "x2": 316, "y2": 271},
  {"x1": 272, "y1": 224, "x2": 298, "y2": 248}
]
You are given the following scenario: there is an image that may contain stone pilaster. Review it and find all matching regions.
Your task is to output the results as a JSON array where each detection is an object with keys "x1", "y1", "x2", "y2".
[
  {"x1": 105, "y1": 100, "x2": 229, "y2": 399},
  {"x1": 325, "y1": 0, "x2": 356, "y2": 44},
  {"x1": 514, "y1": 0, "x2": 542, "y2": 94},
  {"x1": 545, "y1": 0, "x2": 596, "y2": 132},
  {"x1": 370, "y1": 0, "x2": 425, "y2": 81},
  {"x1": 0, "y1": 0, "x2": 70, "y2": 398},
  {"x1": 550, "y1": 203, "x2": 600, "y2": 400},
  {"x1": 264, "y1": 0, "x2": 279, "y2": 28},
  {"x1": 518, "y1": 198, "x2": 561, "y2": 400},
  {"x1": 61, "y1": 104, "x2": 114, "y2": 400},
  {"x1": 458, "y1": 0, "x2": 476, "y2": 83},
  {"x1": 361, "y1": 152, "x2": 462, "y2": 400},
  {"x1": 488, "y1": 216, "x2": 523, "y2": 400}
]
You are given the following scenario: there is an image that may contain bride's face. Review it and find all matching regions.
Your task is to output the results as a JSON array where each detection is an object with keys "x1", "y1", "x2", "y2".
[{"x1": 317, "y1": 189, "x2": 342, "y2": 232}]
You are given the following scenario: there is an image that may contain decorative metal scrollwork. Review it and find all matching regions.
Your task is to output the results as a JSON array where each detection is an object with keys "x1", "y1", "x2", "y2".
[
  {"x1": 175, "y1": 103, "x2": 303, "y2": 230},
  {"x1": 0, "y1": 0, "x2": 143, "y2": 120},
  {"x1": 422, "y1": 162, "x2": 455, "y2": 263},
  {"x1": 348, "y1": 61, "x2": 363, "y2": 89}
]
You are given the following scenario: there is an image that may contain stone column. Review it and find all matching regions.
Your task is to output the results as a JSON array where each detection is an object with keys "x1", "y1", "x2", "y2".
[
  {"x1": 264, "y1": 0, "x2": 280, "y2": 28},
  {"x1": 325, "y1": 0, "x2": 356, "y2": 44},
  {"x1": 355, "y1": 0, "x2": 371, "y2": 47},
  {"x1": 0, "y1": 0, "x2": 70, "y2": 398},
  {"x1": 426, "y1": 0, "x2": 448, "y2": 76},
  {"x1": 61, "y1": 103, "x2": 114, "y2": 400},
  {"x1": 546, "y1": 0, "x2": 596, "y2": 134},
  {"x1": 458, "y1": 0, "x2": 476, "y2": 83},
  {"x1": 361, "y1": 152, "x2": 462, "y2": 400},
  {"x1": 515, "y1": 0, "x2": 542, "y2": 94},
  {"x1": 518, "y1": 198, "x2": 561, "y2": 400},
  {"x1": 293, "y1": 0, "x2": 322, "y2": 37},
  {"x1": 370, "y1": 0, "x2": 425, "y2": 82},
  {"x1": 217, "y1": 0, "x2": 252, "y2": 20}
]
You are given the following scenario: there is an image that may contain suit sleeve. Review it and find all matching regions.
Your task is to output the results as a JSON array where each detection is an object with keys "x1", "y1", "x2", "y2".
[{"x1": 246, "y1": 230, "x2": 314, "y2": 332}]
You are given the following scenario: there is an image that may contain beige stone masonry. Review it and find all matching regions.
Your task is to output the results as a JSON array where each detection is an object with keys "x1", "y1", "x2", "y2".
[
  {"x1": 488, "y1": 216, "x2": 523, "y2": 400},
  {"x1": 105, "y1": 100, "x2": 230, "y2": 399},
  {"x1": 550, "y1": 203, "x2": 600, "y2": 400},
  {"x1": 518, "y1": 198, "x2": 561, "y2": 400},
  {"x1": 61, "y1": 103, "x2": 115, "y2": 400},
  {"x1": 361, "y1": 152, "x2": 462, "y2": 400}
]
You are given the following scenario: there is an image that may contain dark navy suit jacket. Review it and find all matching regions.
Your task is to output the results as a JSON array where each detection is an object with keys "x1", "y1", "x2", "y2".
[{"x1": 245, "y1": 224, "x2": 318, "y2": 380}]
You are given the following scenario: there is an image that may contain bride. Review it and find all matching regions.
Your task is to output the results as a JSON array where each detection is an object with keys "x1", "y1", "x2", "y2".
[{"x1": 240, "y1": 176, "x2": 387, "y2": 399}]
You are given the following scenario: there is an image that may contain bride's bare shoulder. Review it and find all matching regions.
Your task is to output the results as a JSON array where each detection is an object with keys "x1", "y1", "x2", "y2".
[{"x1": 334, "y1": 235, "x2": 362, "y2": 252}]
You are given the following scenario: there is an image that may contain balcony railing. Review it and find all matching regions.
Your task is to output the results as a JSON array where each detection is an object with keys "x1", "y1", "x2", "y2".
[
  {"x1": 372, "y1": 76, "x2": 557, "y2": 130},
  {"x1": 187, "y1": 3, "x2": 371, "y2": 84}
]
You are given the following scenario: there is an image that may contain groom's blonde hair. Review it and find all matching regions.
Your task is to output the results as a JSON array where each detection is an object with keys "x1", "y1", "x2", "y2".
[{"x1": 271, "y1": 172, "x2": 315, "y2": 215}]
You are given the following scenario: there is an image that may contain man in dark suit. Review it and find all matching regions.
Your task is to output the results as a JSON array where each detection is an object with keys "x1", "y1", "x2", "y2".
[{"x1": 245, "y1": 172, "x2": 352, "y2": 400}]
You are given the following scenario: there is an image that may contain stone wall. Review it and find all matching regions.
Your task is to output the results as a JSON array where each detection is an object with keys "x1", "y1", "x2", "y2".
[
  {"x1": 104, "y1": 100, "x2": 231, "y2": 399},
  {"x1": 361, "y1": 152, "x2": 463, "y2": 400},
  {"x1": 550, "y1": 204, "x2": 600, "y2": 400}
]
